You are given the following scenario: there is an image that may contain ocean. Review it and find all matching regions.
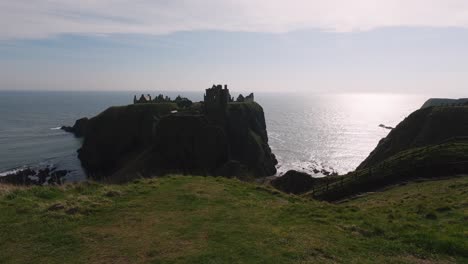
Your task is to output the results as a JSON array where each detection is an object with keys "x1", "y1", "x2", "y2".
[{"x1": 0, "y1": 91, "x2": 426, "y2": 182}]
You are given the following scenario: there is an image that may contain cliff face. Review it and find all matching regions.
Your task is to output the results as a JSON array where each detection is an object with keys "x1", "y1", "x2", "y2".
[
  {"x1": 152, "y1": 115, "x2": 229, "y2": 174},
  {"x1": 225, "y1": 103, "x2": 277, "y2": 176},
  {"x1": 358, "y1": 106, "x2": 468, "y2": 169},
  {"x1": 77, "y1": 102, "x2": 277, "y2": 181},
  {"x1": 61, "y1": 117, "x2": 89, "y2": 137},
  {"x1": 78, "y1": 103, "x2": 177, "y2": 177}
]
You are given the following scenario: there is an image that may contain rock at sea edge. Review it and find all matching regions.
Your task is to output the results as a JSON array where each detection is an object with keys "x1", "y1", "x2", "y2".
[{"x1": 271, "y1": 170, "x2": 317, "y2": 194}]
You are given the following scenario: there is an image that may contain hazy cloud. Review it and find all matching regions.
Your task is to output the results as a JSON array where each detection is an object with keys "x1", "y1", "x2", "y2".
[{"x1": 1, "y1": 0, "x2": 468, "y2": 39}]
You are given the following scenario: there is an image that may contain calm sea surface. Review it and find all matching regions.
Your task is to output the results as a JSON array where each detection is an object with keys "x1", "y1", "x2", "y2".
[{"x1": 0, "y1": 91, "x2": 426, "y2": 182}]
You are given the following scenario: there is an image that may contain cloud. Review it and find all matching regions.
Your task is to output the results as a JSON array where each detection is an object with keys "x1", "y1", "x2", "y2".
[{"x1": 2, "y1": 0, "x2": 468, "y2": 40}]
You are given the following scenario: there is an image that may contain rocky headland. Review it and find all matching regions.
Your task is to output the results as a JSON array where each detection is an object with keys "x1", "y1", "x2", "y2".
[
  {"x1": 64, "y1": 85, "x2": 277, "y2": 182},
  {"x1": 358, "y1": 104, "x2": 468, "y2": 170},
  {"x1": 61, "y1": 117, "x2": 89, "y2": 137},
  {"x1": 420, "y1": 97, "x2": 468, "y2": 108}
]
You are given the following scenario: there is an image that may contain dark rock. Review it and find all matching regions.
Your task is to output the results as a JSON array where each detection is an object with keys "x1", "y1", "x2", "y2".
[
  {"x1": 225, "y1": 102, "x2": 277, "y2": 177},
  {"x1": 78, "y1": 103, "x2": 177, "y2": 177},
  {"x1": 0, "y1": 168, "x2": 36, "y2": 185},
  {"x1": 0, "y1": 167, "x2": 69, "y2": 186},
  {"x1": 271, "y1": 170, "x2": 317, "y2": 194},
  {"x1": 215, "y1": 160, "x2": 247, "y2": 178},
  {"x1": 152, "y1": 115, "x2": 229, "y2": 175},
  {"x1": 62, "y1": 117, "x2": 89, "y2": 137},
  {"x1": 378, "y1": 124, "x2": 394, "y2": 130},
  {"x1": 37, "y1": 168, "x2": 50, "y2": 185},
  {"x1": 48, "y1": 170, "x2": 68, "y2": 185}
]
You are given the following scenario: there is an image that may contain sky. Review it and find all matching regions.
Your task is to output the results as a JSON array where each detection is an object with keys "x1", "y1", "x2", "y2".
[{"x1": 0, "y1": 0, "x2": 468, "y2": 96}]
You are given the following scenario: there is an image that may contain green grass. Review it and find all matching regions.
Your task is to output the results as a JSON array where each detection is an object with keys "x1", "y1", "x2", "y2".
[{"x1": 0, "y1": 176, "x2": 467, "y2": 263}]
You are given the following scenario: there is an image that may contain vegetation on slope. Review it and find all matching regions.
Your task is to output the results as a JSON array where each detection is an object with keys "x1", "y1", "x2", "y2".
[
  {"x1": 308, "y1": 140, "x2": 468, "y2": 201},
  {"x1": 0, "y1": 176, "x2": 466, "y2": 263},
  {"x1": 358, "y1": 106, "x2": 468, "y2": 170}
]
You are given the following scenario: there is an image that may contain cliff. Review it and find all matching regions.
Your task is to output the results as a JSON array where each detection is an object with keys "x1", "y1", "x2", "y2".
[
  {"x1": 358, "y1": 105, "x2": 468, "y2": 169},
  {"x1": 61, "y1": 117, "x2": 89, "y2": 137},
  {"x1": 299, "y1": 105, "x2": 468, "y2": 201},
  {"x1": 76, "y1": 101, "x2": 277, "y2": 181}
]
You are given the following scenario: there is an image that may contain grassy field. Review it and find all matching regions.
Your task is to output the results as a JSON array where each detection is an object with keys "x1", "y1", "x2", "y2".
[{"x1": 0, "y1": 175, "x2": 467, "y2": 263}]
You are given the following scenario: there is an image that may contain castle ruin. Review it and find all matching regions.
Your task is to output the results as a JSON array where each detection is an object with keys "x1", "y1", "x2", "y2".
[
  {"x1": 132, "y1": 84, "x2": 254, "y2": 110},
  {"x1": 204, "y1": 84, "x2": 255, "y2": 105},
  {"x1": 204, "y1": 84, "x2": 233, "y2": 110}
]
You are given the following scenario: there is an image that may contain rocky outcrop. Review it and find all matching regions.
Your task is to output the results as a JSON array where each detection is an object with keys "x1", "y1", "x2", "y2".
[
  {"x1": 225, "y1": 103, "x2": 277, "y2": 177},
  {"x1": 77, "y1": 103, "x2": 177, "y2": 177},
  {"x1": 271, "y1": 170, "x2": 318, "y2": 194},
  {"x1": 76, "y1": 101, "x2": 277, "y2": 181},
  {"x1": 379, "y1": 124, "x2": 393, "y2": 130},
  {"x1": 0, "y1": 167, "x2": 69, "y2": 185},
  {"x1": 358, "y1": 106, "x2": 468, "y2": 169},
  {"x1": 62, "y1": 117, "x2": 89, "y2": 137},
  {"x1": 214, "y1": 160, "x2": 247, "y2": 178}
]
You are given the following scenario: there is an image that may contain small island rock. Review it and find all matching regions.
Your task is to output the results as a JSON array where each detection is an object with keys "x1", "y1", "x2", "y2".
[{"x1": 271, "y1": 170, "x2": 317, "y2": 194}]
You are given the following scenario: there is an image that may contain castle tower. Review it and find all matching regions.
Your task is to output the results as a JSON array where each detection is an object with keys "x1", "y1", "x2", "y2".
[{"x1": 204, "y1": 84, "x2": 231, "y2": 122}]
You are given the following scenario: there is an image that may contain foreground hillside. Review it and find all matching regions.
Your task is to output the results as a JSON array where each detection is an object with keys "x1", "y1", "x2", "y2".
[{"x1": 0, "y1": 176, "x2": 466, "y2": 263}]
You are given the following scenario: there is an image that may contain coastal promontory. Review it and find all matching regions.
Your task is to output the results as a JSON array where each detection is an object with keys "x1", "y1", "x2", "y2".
[
  {"x1": 70, "y1": 85, "x2": 277, "y2": 181},
  {"x1": 358, "y1": 104, "x2": 468, "y2": 169}
]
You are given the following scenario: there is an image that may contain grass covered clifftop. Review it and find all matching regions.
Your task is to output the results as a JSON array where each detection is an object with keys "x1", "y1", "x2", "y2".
[
  {"x1": 308, "y1": 140, "x2": 468, "y2": 201},
  {"x1": 1, "y1": 176, "x2": 467, "y2": 263}
]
